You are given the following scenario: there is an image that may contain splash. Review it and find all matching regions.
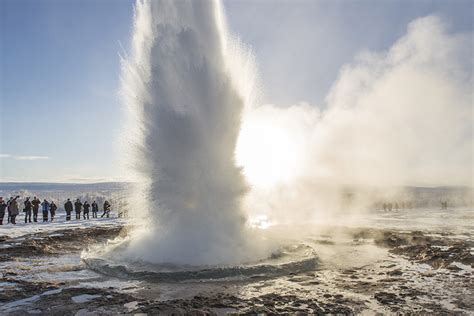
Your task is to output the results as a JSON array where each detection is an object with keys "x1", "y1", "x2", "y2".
[{"x1": 119, "y1": 0, "x2": 261, "y2": 265}]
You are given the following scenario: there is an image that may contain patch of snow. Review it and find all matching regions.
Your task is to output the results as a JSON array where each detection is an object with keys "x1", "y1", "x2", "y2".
[
  {"x1": 451, "y1": 262, "x2": 472, "y2": 272},
  {"x1": 27, "y1": 309, "x2": 42, "y2": 314},
  {"x1": 75, "y1": 279, "x2": 140, "y2": 292},
  {"x1": 431, "y1": 245, "x2": 450, "y2": 251},
  {"x1": 75, "y1": 308, "x2": 89, "y2": 316},
  {"x1": 0, "y1": 281, "x2": 17, "y2": 291},
  {"x1": 0, "y1": 288, "x2": 62, "y2": 313},
  {"x1": 71, "y1": 294, "x2": 101, "y2": 303},
  {"x1": 49, "y1": 233, "x2": 64, "y2": 237},
  {"x1": 124, "y1": 301, "x2": 139, "y2": 311},
  {"x1": 42, "y1": 289, "x2": 63, "y2": 295},
  {"x1": 0, "y1": 216, "x2": 126, "y2": 239},
  {"x1": 35, "y1": 268, "x2": 99, "y2": 283}
]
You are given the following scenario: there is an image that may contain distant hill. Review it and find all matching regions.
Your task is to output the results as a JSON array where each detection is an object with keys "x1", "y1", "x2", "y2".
[{"x1": 0, "y1": 182, "x2": 131, "y2": 192}]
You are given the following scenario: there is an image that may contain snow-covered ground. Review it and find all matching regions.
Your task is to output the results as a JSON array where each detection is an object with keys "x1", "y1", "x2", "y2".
[
  {"x1": 0, "y1": 183, "x2": 472, "y2": 314},
  {"x1": 334, "y1": 207, "x2": 474, "y2": 235},
  {"x1": 0, "y1": 213, "x2": 128, "y2": 239}
]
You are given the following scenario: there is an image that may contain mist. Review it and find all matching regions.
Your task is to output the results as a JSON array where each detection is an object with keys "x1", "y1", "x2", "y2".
[{"x1": 237, "y1": 16, "x2": 473, "y2": 224}]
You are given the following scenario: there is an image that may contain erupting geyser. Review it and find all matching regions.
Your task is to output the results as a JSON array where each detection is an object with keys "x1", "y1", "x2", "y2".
[{"x1": 120, "y1": 0, "x2": 258, "y2": 265}]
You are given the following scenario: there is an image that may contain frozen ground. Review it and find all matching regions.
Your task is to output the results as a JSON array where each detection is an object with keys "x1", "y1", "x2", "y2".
[
  {"x1": 0, "y1": 205, "x2": 473, "y2": 314},
  {"x1": 0, "y1": 213, "x2": 128, "y2": 239},
  {"x1": 338, "y1": 207, "x2": 474, "y2": 235}
]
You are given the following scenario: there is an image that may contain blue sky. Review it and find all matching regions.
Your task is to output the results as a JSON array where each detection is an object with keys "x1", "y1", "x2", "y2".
[{"x1": 0, "y1": 0, "x2": 472, "y2": 182}]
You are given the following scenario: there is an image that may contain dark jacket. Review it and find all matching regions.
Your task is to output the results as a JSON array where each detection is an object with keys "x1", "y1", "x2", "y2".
[
  {"x1": 74, "y1": 201, "x2": 83, "y2": 212},
  {"x1": 0, "y1": 201, "x2": 6, "y2": 216},
  {"x1": 83, "y1": 202, "x2": 90, "y2": 212},
  {"x1": 91, "y1": 202, "x2": 98, "y2": 212},
  {"x1": 103, "y1": 201, "x2": 111, "y2": 211},
  {"x1": 24, "y1": 200, "x2": 32, "y2": 211},
  {"x1": 50, "y1": 203, "x2": 58, "y2": 212},
  {"x1": 64, "y1": 201, "x2": 73, "y2": 212},
  {"x1": 31, "y1": 199, "x2": 41, "y2": 210}
]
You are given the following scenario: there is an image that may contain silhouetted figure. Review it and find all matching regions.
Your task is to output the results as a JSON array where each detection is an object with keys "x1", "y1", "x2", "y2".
[
  {"x1": 383, "y1": 203, "x2": 387, "y2": 211},
  {"x1": 9, "y1": 197, "x2": 20, "y2": 224},
  {"x1": 64, "y1": 199, "x2": 73, "y2": 221},
  {"x1": 91, "y1": 201, "x2": 98, "y2": 218},
  {"x1": 83, "y1": 201, "x2": 90, "y2": 219},
  {"x1": 31, "y1": 197, "x2": 41, "y2": 222},
  {"x1": 0, "y1": 197, "x2": 6, "y2": 225},
  {"x1": 41, "y1": 199, "x2": 50, "y2": 222},
  {"x1": 50, "y1": 201, "x2": 57, "y2": 221},
  {"x1": 6, "y1": 197, "x2": 13, "y2": 223},
  {"x1": 24, "y1": 197, "x2": 32, "y2": 223},
  {"x1": 394, "y1": 203, "x2": 399, "y2": 211},
  {"x1": 441, "y1": 201, "x2": 448, "y2": 210},
  {"x1": 388, "y1": 203, "x2": 393, "y2": 212},
  {"x1": 101, "y1": 200, "x2": 111, "y2": 218},
  {"x1": 74, "y1": 199, "x2": 83, "y2": 220}
]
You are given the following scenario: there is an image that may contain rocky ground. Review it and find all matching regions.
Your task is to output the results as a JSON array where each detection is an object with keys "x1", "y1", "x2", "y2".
[{"x1": 0, "y1": 223, "x2": 473, "y2": 315}]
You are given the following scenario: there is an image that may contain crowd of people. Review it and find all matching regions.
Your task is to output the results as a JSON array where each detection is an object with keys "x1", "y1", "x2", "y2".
[
  {"x1": 381, "y1": 200, "x2": 449, "y2": 211},
  {"x1": 0, "y1": 196, "x2": 112, "y2": 225}
]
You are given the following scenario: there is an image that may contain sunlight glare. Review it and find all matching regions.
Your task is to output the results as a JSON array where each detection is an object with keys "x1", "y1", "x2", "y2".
[{"x1": 236, "y1": 109, "x2": 304, "y2": 188}]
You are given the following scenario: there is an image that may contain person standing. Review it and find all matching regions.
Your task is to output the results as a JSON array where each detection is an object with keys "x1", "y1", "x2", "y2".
[
  {"x1": 9, "y1": 196, "x2": 19, "y2": 224},
  {"x1": 101, "y1": 200, "x2": 111, "y2": 218},
  {"x1": 31, "y1": 197, "x2": 41, "y2": 222},
  {"x1": 91, "y1": 201, "x2": 98, "y2": 218},
  {"x1": 7, "y1": 197, "x2": 13, "y2": 223},
  {"x1": 83, "y1": 201, "x2": 90, "y2": 219},
  {"x1": 41, "y1": 199, "x2": 50, "y2": 222},
  {"x1": 64, "y1": 199, "x2": 73, "y2": 221},
  {"x1": 49, "y1": 201, "x2": 57, "y2": 221},
  {"x1": 74, "y1": 199, "x2": 83, "y2": 220},
  {"x1": 24, "y1": 197, "x2": 32, "y2": 223},
  {"x1": 0, "y1": 197, "x2": 6, "y2": 225}
]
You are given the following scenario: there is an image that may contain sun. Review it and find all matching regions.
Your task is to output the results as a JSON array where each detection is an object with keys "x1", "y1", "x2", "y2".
[{"x1": 235, "y1": 107, "x2": 304, "y2": 188}]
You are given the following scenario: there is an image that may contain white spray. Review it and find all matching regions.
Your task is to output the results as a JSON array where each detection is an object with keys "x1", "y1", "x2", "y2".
[{"x1": 120, "y1": 0, "x2": 261, "y2": 265}]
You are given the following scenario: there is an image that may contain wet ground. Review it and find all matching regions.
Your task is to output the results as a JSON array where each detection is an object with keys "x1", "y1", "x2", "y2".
[{"x1": 0, "y1": 212, "x2": 473, "y2": 315}]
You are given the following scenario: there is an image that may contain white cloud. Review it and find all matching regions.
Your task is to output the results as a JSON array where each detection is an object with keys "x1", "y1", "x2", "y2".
[
  {"x1": 55, "y1": 175, "x2": 124, "y2": 183},
  {"x1": 0, "y1": 154, "x2": 50, "y2": 161},
  {"x1": 14, "y1": 156, "x2": 50, "y2": 161}
]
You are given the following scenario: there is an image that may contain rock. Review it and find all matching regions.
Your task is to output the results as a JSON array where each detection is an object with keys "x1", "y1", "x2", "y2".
[
  {"x1": 387, "y1": 269, "x2": 403, "y2": 276},
  {"x1": 374, "y1": 292, "x2": 404, "y2": 305}
]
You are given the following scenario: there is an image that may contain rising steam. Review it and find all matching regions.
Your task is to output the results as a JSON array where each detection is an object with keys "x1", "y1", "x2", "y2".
[{"x1": 237, "y1": 16, "x2": 473, "y2": 223}]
